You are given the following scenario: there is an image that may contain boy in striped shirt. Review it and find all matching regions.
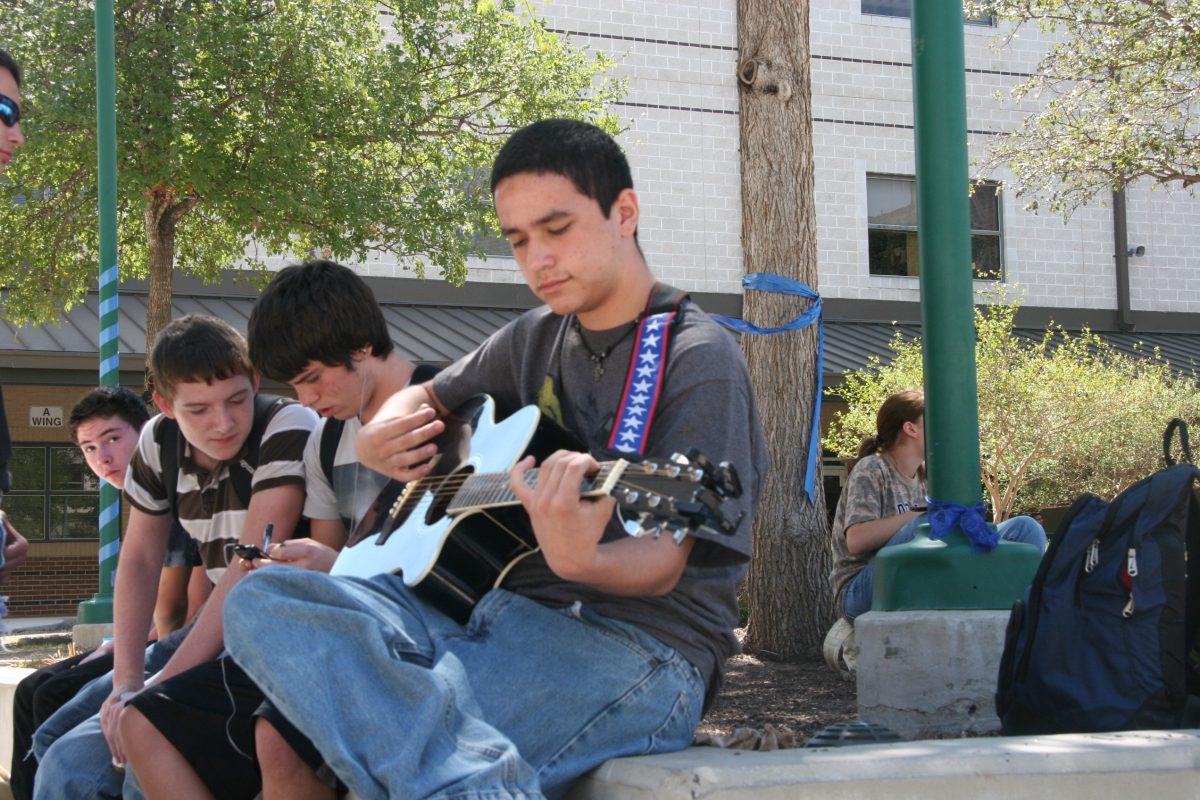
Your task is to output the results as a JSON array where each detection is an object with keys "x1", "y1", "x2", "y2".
[{"x1": 35, "y1": 315, "x2": 317, "y2": 800}]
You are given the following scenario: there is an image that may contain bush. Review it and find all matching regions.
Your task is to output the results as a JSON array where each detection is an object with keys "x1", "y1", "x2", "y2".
[{"x1": 826, "y1": 299, "x2": 1200, "y2": 520}]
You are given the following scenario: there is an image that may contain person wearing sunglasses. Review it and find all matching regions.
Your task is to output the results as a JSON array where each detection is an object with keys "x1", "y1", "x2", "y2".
[
  {"x1": 0, "y1": 47, "x2": 30, "y2": 588},
  {"x1": 0, "y1": 48, "x2": 25, "y2": 171}
]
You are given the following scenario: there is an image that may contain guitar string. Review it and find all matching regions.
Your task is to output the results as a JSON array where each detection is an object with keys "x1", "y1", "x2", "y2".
[{"x1": 393, "y1": 465, "x2": 681, "y2": 510}]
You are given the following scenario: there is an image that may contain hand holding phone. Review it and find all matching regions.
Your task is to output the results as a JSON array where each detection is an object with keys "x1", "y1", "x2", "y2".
[{"x1": 230, "y1": 543, "x2": 271, "y2": 561}]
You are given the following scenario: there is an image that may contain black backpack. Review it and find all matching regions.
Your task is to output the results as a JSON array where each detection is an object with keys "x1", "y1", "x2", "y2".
[{"x1": 995, "y1": 420, "x2": 1200, "y2": 734}]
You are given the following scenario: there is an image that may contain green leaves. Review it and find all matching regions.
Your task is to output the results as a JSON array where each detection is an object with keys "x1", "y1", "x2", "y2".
[
  {"x1": 826, "y1": 289, "x2": 1200, "y2": 519},
  {"x1": 0, "y1": 0, "x2": 619, "y2": 325},
  {"x1": 972, "y1": 0, "x2": 1200, "y2": 214}
]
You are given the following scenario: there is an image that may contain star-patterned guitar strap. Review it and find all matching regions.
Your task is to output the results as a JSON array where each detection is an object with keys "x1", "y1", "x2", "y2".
[{"x1": 607, "y1": 285, "x2": 687, "y2": 456}]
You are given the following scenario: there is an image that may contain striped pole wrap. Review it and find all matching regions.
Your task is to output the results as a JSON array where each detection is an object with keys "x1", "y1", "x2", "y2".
[{"x1": 97, "y1": 263, "x2": 121, "y2": 596}]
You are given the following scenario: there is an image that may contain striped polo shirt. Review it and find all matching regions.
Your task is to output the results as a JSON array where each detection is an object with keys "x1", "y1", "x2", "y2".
[{"x1": 124, "y1": 400, "x2": 317, "y2": 582}]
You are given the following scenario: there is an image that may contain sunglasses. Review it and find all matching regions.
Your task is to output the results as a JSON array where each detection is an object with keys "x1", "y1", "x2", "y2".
[{"x1": 0, "y1": 95, "x2": 22, "y2": 128}]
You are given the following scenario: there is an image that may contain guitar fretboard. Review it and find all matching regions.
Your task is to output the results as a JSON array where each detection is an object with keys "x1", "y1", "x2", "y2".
[{"x1": 444, "y1": 462, "x2": 623, "y2": 513}]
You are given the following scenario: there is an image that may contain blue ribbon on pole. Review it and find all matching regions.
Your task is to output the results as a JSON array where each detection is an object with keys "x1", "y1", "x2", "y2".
[
  {"x1": 711, "y1": 273, "x2": 824, "y2": 506},
  {"x1": 926, "y1": 499, "x2": 999, "y2": 554}
]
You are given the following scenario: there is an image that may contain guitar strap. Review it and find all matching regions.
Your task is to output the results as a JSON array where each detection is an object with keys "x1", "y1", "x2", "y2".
[{"x1": 607, "y1": 283, "x2": 688, "y2": 456}]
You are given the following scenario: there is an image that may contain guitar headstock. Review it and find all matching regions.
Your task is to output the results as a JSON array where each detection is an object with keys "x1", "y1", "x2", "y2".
[{"x1": 612, "y1": 451, "x2": 743, "y2": 545}]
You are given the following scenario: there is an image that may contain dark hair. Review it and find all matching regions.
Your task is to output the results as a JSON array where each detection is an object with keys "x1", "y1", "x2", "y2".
[
  {"x1": 0, "y1": 49, "x2": 21, "y2": 88},
  {"x1": 247, "y1": 260, "x2": 394, "y2": 383},
  {"x1": 68, "y1": 386, "x2": 150, "y2": 442},
  {"x1": 150, "y1": 315, "x2": 254, "y2": 401},
  {"x1": 852, "y1": 389, "x2": 925, "y2": 470},
  {"x1": 490, "y1": 119, "x2": 633, "y2": 218}
]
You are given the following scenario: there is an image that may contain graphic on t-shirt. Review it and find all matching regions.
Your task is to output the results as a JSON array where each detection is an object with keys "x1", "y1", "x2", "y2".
[{"x1": 537, "y1": 375, "x2": 565, "y2": 428}]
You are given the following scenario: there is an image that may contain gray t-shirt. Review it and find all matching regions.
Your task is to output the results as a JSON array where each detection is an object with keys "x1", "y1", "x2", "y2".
[
  {"x1": 431, "y1": 297, "x2": 767, "y2": 702},
  {"x1": 828, "y1": 452, "x2": 925, "y2": 612}
]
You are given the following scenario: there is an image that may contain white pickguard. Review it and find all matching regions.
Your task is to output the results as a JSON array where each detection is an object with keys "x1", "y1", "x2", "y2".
[{"x1": 330, "y1": 397, "x2": 542, "y2": 583}]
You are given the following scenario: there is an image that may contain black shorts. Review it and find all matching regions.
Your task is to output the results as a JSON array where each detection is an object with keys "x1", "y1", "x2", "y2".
[{"x1": 127, "y1": 656, "x2": 330, "y2": 800}]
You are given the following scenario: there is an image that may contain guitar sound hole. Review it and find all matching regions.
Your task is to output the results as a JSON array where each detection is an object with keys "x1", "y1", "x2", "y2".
[{"x1": 425, "y1": 466, "x2": 475, "y2": 525}]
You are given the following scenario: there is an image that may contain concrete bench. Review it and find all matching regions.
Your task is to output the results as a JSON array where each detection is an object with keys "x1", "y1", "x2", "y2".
[
  {"x1": 7, "y1": 666, "x2": 1197, "y2": 799},
  {"x1": 565, "y1": 730, "x2": 1200, "y2": 799}
]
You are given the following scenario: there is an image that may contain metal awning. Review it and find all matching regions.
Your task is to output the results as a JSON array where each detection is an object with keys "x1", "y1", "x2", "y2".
[
  {"x1": 4, "y1": 291, "x2": 1198, "y2": 382},
  {"x1": 0, "y1": 290, "x2": 524, "y2": 372}
]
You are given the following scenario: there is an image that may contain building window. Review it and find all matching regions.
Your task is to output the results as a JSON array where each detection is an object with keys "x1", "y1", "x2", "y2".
[
  {"x1": 862, "y1": 0, "x2": 993, "y2": 25},
  {"x1": 2, "y1": 444, "x2": 101, "y2": 541},
  {"x1": 867, "y1": 174, "x2": 1002, "y2": 280}
]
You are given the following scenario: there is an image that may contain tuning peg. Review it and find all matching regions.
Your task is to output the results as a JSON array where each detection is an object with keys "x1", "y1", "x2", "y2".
[
  {"x1": 669, "y1": 452, "x2": 691, "y2": 466},
  {"x1": 665, "y1": 466, "x2": 681, "y2": 478},
  {"x1": 646, "y1": 494, "x2": 662, "y2": 508},
  {"x1": 624, "y1": 490, "x2": 640, "y2": 505},
  {"x1": 717, "y1": 461, "x2": 743, "y2": 498},
  {"x1": 623, "y1": 513, "x2": 658, "y2": 539}
]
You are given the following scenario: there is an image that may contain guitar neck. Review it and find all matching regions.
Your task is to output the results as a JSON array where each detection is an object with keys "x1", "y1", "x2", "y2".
[{"x1": 445, "y1": 461, "x2": 628, "y2": 515}]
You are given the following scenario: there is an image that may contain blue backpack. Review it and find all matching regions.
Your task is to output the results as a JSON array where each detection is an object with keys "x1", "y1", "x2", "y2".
[{"x1": 996, "y1": 421, "x2": 1200, "y2": 734}]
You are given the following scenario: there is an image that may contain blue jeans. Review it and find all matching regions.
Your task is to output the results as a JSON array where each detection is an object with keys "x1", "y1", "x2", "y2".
[
  {"x1": 32, "y1": 634, "x2": 181, "y2": 800},
  {"x1": 842, "y1": 514, "x2": 1047, "y2": 621},
  {"x1": 223, "y1": 570, "x2": 704, "y2": 800}
]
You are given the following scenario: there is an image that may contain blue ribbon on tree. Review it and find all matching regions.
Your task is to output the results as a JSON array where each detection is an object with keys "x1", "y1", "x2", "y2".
[
  {"x1": 926, "y1": 499, "x2": 999, "y2": 554},
  {"x1": 711, "y1": 273, "x2": 823, "y2": 506}
]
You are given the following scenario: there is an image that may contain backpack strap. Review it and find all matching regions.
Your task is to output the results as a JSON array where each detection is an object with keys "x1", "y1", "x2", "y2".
[
  {"x1": 1163, "y1": 418, "x2": 1192, "y2": 466},
  {"x1": 154, "y1": 416, "x2": 182, "y2": 523},
  {"x1": 411, "y1": 363, "x2": 440, "y2": 385},
  {"x1": 318, "y1": 418, "x2": 345, "y2": 489},
  {"x1": 230, "y1": 394, "x2": 287, "y2": 508}
]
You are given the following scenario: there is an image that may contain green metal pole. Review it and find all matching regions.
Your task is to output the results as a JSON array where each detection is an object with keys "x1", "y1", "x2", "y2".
[
  {"x1": 869, "y1": 0, "x2": 1041, "y2": 611},
  {"x1": 913, "y1": 0, "x2": 980, "y2": 499},
  {"x1": 78, "y1": 0, "x2": 119, "y2": 624}
]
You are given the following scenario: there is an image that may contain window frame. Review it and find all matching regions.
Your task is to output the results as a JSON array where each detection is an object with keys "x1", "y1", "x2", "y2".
[
  {"x1": 866, "y1": 173, "x2": 1004, "y2": 281},
  {"x1": 861, "y1": 0, "x2": 994, "y2": 26},
  {"x1": 3, "y1": 443, "x2": 103, "y2": 542}
]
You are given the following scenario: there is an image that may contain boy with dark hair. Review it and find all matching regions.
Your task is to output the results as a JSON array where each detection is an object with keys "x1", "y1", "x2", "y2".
[
  {"x1": 118, "y1": 260, "x2": 427, "y2": 799},
  {"x1": 11, "y1": 386, "x2": 210, "y2": 800},
  {"x1": 222, "y1": 119, "x2": 768, "y2": 799},
  {"x1": 35, "y1": 316, "x2": 317, "y2": 800}
]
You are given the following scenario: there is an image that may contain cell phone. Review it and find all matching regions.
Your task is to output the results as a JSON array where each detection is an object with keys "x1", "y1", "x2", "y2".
[{"x1": 229, "y1": 543, "x2": 270, "y2": 561}]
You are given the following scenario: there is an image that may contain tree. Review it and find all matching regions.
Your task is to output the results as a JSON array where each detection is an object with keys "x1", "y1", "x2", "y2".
[
  {"x1": 0, "y1": 0, "x2": 618, "y2": 368},
  {"x1": 971, "y1": 0, "x2": 1200, "y2": 214},
  {"x1": 737, "y1": 0, "x2": 833, "y2": 659},
  {"x1": 826, "y1": 298, "x2": 1200, "y2": 519}
]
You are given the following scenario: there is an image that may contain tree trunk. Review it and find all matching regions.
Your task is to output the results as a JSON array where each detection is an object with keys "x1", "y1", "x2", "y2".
[
  {"x1": 737, "y1": 0, "x2": 834, "y2": 658},
  {"x1": 144, "y1": 196, "x2": 175, "y2": 389},
  {"x1": 143, "y1": 191, "x2": 199, "y2": 390}
]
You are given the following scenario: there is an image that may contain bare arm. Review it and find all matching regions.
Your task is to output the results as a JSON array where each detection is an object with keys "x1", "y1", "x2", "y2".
[
  {"x1": 355, "y1": 382, "x2": 446, "y2": 482},
  {"x1": 845, "y1": 511, "x2": 921, "y2": 556},
  {"x1": 510, "y1": 451, "x2": 694, "y2": 597},
  {"x1": 101, "y1": 508, "x2": 171, "y2": 761}
]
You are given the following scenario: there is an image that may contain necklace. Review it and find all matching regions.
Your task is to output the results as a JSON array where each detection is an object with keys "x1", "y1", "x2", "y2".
[{"x1": 573, "y1": 318, "x2": 638, "y2": 381}]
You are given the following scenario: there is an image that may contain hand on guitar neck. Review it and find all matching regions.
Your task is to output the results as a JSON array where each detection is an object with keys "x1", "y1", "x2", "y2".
[{"x1": 510, "y1": 450, "x2": 694, "y2": 596}]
